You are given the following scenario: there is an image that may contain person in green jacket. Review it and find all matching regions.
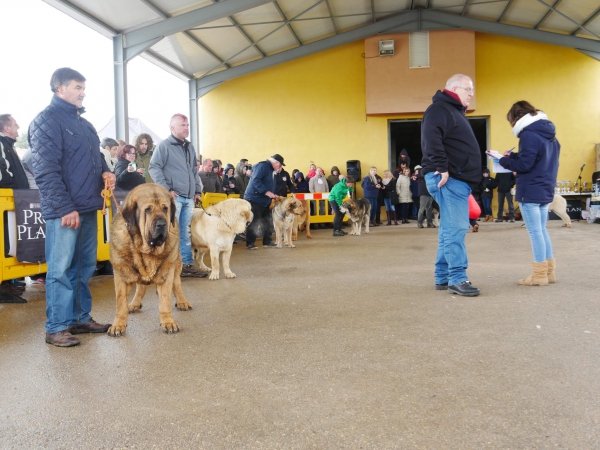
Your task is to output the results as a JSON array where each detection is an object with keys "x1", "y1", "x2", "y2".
[
  {"x1": 328, "y1": 175, "x2": 354, "y2": 237},
  {"x1": 133, "y1": 133, "x2": 154, "y2": 183}
]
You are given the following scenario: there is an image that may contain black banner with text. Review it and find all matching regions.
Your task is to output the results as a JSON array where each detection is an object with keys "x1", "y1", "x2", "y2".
[{"x1": 13, "y1": 189, "x2": 46, "y2": 263}]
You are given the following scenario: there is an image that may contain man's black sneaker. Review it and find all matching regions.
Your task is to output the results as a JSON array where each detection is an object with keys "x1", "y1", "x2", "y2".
[
  {"x1": 435, "y1": 283, "x2": 448, "y2": 290},
  {"x1": 332, "y1": 230, "x2": 345, "y2": 237},
  {"x1": 263, "y1": 242, "x2": 278, "y2": 248},
  {"x1": 247, "y1": 244, "x2": 258, "y2": 250},
  {"x1": 448, "y1": 281, "x2": 481, "y2": 297}
]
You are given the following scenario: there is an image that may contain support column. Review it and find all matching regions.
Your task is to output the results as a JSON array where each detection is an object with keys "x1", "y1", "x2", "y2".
[
  {"x1": 113, "y1": 35, "x2": 129, "y2": 143},
  {"x1": 189, "y1": 79, "x2": 199, "y2": 154}
]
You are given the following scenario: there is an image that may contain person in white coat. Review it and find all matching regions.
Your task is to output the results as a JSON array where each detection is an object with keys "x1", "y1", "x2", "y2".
[{"x1": 395, "y1": 167, "x2": 413, "y2": 224}]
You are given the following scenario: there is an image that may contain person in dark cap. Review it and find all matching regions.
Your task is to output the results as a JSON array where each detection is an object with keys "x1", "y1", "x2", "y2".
[
  {"x1": 480, "y1": 168, "x2": 498, "y2": 222},
  {"x1": 244, "y1": 154, "x2": 285, "y2": 249}
]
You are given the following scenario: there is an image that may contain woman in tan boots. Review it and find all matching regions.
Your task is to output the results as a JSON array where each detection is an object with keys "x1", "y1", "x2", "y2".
[{"x1": 488, "y1": 101, "x2": 560, "y2": 285}]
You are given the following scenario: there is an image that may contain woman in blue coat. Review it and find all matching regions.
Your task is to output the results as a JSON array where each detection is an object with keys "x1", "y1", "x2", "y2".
[
  {"x1": 495, "y1": 101, "x2": 560, "y2": 286},
  {"x1": 361, "y1": 167, "x2": 382, "y2": 226}
]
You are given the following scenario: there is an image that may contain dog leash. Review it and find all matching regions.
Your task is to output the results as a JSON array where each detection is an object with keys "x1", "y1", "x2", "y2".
[{"x1": 101, "y1": 179, "x2": 121, "y2": 216}]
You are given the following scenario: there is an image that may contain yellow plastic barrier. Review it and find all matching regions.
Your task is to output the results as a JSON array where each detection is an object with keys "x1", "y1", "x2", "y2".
[
  {"x1": 0, "y1": 189, "x2": 110, "y2": 282},
  {"x1": 291, "y1": 193, "x2": 348, "y2": 224},
  {"x1": 198, "y1": 192, "x2": 345, "y2": 225},
  {"x1": 201, "y1": 192, "x2": 228, "y2": 209}
]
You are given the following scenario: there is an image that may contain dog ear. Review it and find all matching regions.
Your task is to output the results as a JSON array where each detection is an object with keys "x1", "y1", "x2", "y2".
[
  {"x1": 121, "y1": 199, "x2": 138, "y2": 232},
  {"x1": 169, "y1": 196, "x2": 176, "y2": 226}
]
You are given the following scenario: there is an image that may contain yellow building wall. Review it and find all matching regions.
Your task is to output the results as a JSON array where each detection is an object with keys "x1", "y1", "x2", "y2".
[{"x1": 200, "y1": 33, "x2": 600, "y2": 195}]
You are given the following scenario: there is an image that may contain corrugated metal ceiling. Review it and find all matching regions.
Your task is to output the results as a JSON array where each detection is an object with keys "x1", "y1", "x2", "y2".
[{"x1": 44, "y1": 0, "x2": 600, "y2": 84}]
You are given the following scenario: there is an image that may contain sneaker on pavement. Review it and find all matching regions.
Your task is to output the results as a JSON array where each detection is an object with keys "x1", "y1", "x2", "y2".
[
  {"x1": 263, "y1": 242, "x2": 278, "y2": 248},
  {"x1": 67, "y1": 318, "x2": 111, "y2": 334},
  {"x1": 247, "y1": 244, "x2": 258, "y2": 250},
  {"x1": 45, "y1": 330, "x2": 80, "y2": 347},
  {"x1": 435, "y1": 282, "x2": 448, "y2": 290}
]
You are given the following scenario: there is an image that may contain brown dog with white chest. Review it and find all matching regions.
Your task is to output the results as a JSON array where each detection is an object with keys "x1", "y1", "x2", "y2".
[{"x1": 108, "y1": 184, "x2": 191, "y2": 336}]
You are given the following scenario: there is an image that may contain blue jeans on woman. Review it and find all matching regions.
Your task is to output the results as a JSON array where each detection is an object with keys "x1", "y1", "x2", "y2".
[
  {"x1": 383, "y1": 198, "x2": 395, "y2": 211},
  {"x1": 366, "y1": 197, "x2": 378, "y2": 222},
  {"x1": 45, "y1": 211, "x2": 98, "y2": 334},
  {"x1": 519, "y1": 202, "x2": 553, "y2": 263},
  {"x1": 174, "y1": 196, "x2": 195, "y2": 265},
  {"x1": 425, "y1": 172, "x2": 471, "y2": 286},
  {"x1": 482, "y1": 197, "x2": 492, "y2": 216}
]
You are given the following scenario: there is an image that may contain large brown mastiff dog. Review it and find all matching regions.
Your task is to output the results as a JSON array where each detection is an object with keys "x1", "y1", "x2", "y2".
[{"x1": 108, "y1": 184, "x2": 191, "y2": 336}]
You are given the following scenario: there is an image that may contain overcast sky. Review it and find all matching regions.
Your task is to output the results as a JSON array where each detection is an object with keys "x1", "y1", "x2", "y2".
[{"x1": 4, "y1": 0, "x2": 190, "y2": 141}]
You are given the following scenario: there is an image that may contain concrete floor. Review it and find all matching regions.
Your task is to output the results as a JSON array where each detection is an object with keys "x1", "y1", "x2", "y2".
[{"x1": 1, "y1": 219, "x2": 600, "y2": 449}]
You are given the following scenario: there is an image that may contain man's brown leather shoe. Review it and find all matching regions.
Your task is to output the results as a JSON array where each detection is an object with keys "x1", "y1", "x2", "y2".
[
  {"x1": 45, "y1": 330, "x2": 80, "y2": 347},
  {"x1": 67, "y1": 318, "x2": 111, "y2": 334}
]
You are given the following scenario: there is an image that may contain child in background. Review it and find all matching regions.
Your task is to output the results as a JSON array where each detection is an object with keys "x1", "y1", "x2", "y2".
[
  {"x1": 224, "y1": 177, "x2": 240, "y2": 195},
  {"x1": 481, "y1": 168, "x2": 498, "y2": 222},
  {"x1": 381, "y1": 170, "x2": 399, "y2": 225},
  {"x1": 306, "y1": 163, "x2": 317, "y2": 180},
  {"x1": 329, "y1": 176, "x2": 354, "y2": 237},
  {"x1": 410, "y1": 165, "x2": 421, "y2": 219},
  {"x1": 396, "y1": 167, "x2": 413, "y2": 224},
  {"x1": 294, "y1": 171, "x2": 310, "y2": 193}
]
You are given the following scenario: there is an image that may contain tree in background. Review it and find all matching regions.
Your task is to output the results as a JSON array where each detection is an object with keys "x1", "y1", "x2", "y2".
[{"x1": 15, "y1": 133, "x2": 29, "y2": 149}]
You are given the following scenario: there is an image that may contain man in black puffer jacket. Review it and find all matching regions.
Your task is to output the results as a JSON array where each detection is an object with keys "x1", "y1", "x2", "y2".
[
  {"x1": 29, "y1": 68, "x2": 116, "y2": 347},
  {"x1": 421, "y1": 74, "x2": 482, "y2": 297}
]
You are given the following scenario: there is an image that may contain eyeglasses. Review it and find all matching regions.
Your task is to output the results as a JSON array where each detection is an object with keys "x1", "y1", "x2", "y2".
[
  {"x1": 457, "y1": 86, "x2": 475, "y2": 94},
  {"x1": 126, "y1": 152, "x2": 136, "y2": 155}
]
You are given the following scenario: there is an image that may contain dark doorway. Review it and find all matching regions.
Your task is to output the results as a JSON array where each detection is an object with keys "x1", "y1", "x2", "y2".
[{"x1": 389, "y1": 117, "x2": 489, "y2": 170}]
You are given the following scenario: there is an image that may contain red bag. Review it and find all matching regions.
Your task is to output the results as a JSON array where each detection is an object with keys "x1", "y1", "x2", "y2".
[{"x1": 468, "y1": 194, "x2": 481, "y2": 220}]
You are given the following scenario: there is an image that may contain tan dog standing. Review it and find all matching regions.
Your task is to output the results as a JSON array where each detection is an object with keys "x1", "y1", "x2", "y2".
[
  {"x1": 292, "y1": 199, "x2": 312, "y2": 241},
  {"x1": 108, "y1": 184, "x2": 191, "y2": 336},
  {"x1": 191, "y1": 198, "x2": 253, "y2": 280},
  {"x1": 549, "y1": 194, "x2": 572, "y2": 227},
  {"x1": 271, "y1": 196, "x2": 306, "y2": 248}
]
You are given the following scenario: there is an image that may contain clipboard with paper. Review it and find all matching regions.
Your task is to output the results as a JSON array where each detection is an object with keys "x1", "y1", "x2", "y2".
[{"x1": 486, "y1": 149, "x2": 513, "y2": 174}]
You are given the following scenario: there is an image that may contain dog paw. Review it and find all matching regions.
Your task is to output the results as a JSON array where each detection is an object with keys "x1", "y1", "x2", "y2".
[
  {"x1": 306, "y1": 235, "x2": 312, "y2": 239},
  {"x1": 292, "y1": 236, "x2": 297, "y2": 241},
  {"x1": 175, "y1": 301, "x2": 192, "y2": 311},
  {"x1": 208, "y1": 273, "x2": 220, "y2": 281},
  {"x1": 107, "y1": 324, "x2": 127, "y2": 337},
  {"x1": 225, "y1": 272, "x2": 236, "y2": 279},
  {"x1": 161, "y1": 321, "x2": 180, "y2": 334},
  {"x1": 128, "y1": 303, "x2": 143, "y2": 313}
]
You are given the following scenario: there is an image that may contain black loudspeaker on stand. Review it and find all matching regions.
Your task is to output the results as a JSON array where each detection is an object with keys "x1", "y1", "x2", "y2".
[{"x1": 346, "y1": 160, "x2": 361, "y2": 182}]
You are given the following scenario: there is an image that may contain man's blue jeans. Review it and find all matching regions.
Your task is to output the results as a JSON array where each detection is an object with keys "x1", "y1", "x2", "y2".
[
  {"x1": 45, "y1": 211, "x2": 97, "y2": 333},
  {"x1": 425, "y1": 173, "x2": 471, "y2": 286},
  {"x1": 519, "y1": 202, "x2": 553, "y2": 263},
  {"x1": 174, "y1": 196, "x2": 194, "y2": 265}
]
